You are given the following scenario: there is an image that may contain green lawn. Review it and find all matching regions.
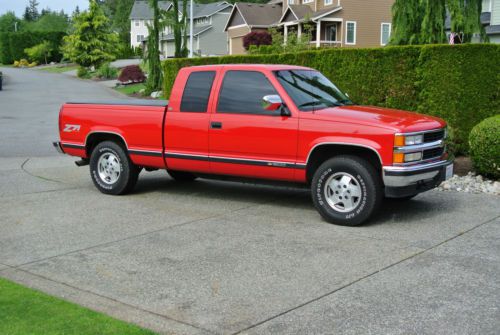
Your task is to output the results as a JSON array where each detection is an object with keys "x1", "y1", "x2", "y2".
[
  {"x1": 38, "y1": 65, "x2": 79, "y2": 73},
  {"x1": 0, "y1": 277, "x2": 157, "y2": 335},
  {"x1": 115, "y1": 83, "x2": 146, "y2": 95}
]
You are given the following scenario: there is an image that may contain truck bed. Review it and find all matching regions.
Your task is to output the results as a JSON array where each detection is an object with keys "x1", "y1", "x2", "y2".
[{"x1": 59, "y1": 100, "x2": 169, "y2": 169}]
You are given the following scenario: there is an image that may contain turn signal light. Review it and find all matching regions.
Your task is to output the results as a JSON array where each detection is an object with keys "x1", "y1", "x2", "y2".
[{"x1": 393, "y1": 152, "x2": 405, "y2": 164}]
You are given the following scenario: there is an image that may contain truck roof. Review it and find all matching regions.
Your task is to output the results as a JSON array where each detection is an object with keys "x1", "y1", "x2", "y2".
[{"x1": 182, "y1": 64, "x2": 313, "y2": 71}]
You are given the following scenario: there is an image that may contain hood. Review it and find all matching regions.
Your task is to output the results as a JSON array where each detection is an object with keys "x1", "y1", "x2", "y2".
[{"x1": 310, "y1": 105, "x2": 446, "y2": 133}]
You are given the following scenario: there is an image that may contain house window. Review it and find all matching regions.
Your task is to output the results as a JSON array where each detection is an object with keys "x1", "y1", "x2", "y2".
[
  {"x1": 381, "y1": 23, "x2": 391, "y2": 45},
  {"x1": 302, "y1": 0, "x2": 313, "y2": 4},
  {"x1": 137, "y1": 35, "x2": 144, "y2": 43},
  {"x1": 327, "y1": 24, "x2": 337, "y2": 41},
  {"x1": 346, "y1": 21, "x2": 356, "y2": 45},
  {"x1": 288, "y1": 0, "x2": 294, "y2": 4},
  {"x1": 324, "y1": 0, "x2": 333, "y2": 6},
  {"x1": 135, "y1": 20, "x2": 140, "y2": 27}
]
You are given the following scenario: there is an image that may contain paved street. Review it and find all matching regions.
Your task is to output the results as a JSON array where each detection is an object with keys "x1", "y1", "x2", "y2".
[{"x1": 0, "y1": 67, "x2": 499, "y2": 335}]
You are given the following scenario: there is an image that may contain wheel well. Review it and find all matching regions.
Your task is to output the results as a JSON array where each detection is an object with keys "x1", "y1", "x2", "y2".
[
  {"x1": 306, "y1": 144, "x2": 382, "y2": 183},
  {"x1": 85, "y1": 133, "x2": 127, "y2": 157}
]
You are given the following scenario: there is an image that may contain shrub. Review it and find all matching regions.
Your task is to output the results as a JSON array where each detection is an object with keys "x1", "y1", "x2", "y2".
[
  {"x1": 118, "y1": 65, "x2": 146, "y2": 84},
  {"x1": 24, "y1": 41, "x2": 52, "y2": 64},
  {"x1": 96, "y1": 63, "x2": 118, "y2": 79},
  {"x1": 243, "y1": 31, "x2": 272, "y2": 50},
  {"x1": 162, "y1": 44, "x2": 500, "y2": 154},
  {"x1": 469, "y1": 115, "x2": 500, "y2": 179},
  {"x1": 77, "y1": 67, "x2": 90, "y2": 79},
  {"x1": 13, "y1": 59, "x2": 30, "y2": 67}
]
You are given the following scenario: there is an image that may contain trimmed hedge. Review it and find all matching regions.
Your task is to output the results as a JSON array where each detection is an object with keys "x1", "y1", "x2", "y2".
[
  {"x1": 469, "y1": 115, "x2": 500, "y2": 179},
  {"x1": 0, "y1": 31, "x2": 66, "y2": 65},
  {"x1": 162, "y1": 44, "x2": 500, "y2": 154}
]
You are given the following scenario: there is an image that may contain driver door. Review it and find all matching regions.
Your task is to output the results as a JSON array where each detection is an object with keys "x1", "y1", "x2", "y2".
[{"x1": 208, "y1": 69, "x2": 299, "y2": 181}]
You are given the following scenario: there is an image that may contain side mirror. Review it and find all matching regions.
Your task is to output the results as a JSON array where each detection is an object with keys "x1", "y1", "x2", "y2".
[{"x1": 262, "y1": 95, "x2": 283, "y2": 111}]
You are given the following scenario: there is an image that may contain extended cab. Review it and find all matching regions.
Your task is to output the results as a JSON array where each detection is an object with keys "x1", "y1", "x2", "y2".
[{"x1": 54, "y1": 64, "x2": 454, "y2": 226}]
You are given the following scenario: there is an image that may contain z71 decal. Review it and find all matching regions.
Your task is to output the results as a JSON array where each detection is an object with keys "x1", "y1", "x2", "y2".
[{"x1": 63, "y1": 124, "x2": 81, "y2": 132}]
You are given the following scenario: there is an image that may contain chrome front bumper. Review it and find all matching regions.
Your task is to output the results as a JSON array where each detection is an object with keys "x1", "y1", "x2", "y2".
[{"x1": 383, "y1": 158, "x2": 454, "y2": 198}]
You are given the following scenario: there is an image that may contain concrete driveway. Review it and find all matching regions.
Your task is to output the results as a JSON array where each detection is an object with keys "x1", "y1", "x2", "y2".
[{"x1": 1, "y1": 67, "x2": 499, "y2": 335}]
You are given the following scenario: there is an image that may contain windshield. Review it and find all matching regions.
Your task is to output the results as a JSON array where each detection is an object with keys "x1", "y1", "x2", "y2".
[{"x1": 274, "y1": 70, "x2": 353, "y2": 112}]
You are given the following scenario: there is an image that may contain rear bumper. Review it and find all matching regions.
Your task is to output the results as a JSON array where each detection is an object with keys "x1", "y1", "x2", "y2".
[
  {"x1": 53, "y1": 141, "x2": 65, "y2": 154},
  {"x1": 383, "y1": 158, "x2": 453, "y2": 198}
]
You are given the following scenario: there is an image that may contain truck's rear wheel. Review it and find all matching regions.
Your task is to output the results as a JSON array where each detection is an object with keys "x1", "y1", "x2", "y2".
[
  {"x1": 89, "y1": 141, "x2": 139, "y2": 195},
  {"x1": 167, "y1": 170, "x2": 197, "y2": 182},
  {"x1": 311, "y1": 155, "x2": 382, "y2": 226}
]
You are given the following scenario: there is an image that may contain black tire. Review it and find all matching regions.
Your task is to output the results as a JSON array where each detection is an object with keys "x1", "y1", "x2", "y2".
[
  {"x1": 89, "y1": 141, "x2": 139, "y2": 195},
  {"x1": 311, "y1": 155, "x2": 382, "y2": 226},
  {"x1": 167, "y1": 170, "x2": 197, "y2": 182}
]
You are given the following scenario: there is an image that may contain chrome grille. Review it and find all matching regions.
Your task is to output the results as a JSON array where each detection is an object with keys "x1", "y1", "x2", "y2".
[
  {"x1": 424, "y1": 130, "x2": 445, "y2": 143},
  {"x1": 422, "y1": 147, "x2": 444, "y2": 160}
]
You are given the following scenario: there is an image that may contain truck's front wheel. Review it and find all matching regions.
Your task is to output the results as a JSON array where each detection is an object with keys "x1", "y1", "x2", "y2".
[
  {"x1": 89, "y1": 141, "x2": 139, "y2": 195},
  {"x1": 311, "y1": 156, "x2": 382, "y2": 226}
]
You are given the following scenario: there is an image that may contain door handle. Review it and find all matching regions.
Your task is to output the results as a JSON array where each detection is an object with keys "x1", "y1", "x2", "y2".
[{"x1": 211, "y1": 121, "x2": 222, "y2": 129}]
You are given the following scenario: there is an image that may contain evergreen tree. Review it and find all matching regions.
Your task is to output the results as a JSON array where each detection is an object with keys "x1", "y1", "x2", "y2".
[
  {"x1": 73, "y1": 6, "x2": 81, "y2": 18},
  {"x1": 420, "y1": 0, "x2": 447, "y2": 44},
  {"x1": 112, "y1": 0, "x2": 135, "y2": 49},
  {"x1": 181, "y1": 0, "x2": 188, "y2": 57},
  {"x1": 170, "y1": 1, "x2": 183, "y2": 57},
  {"x1": 146, "y1": 0, "x2": 163, "y2": 93},
  {"x1": 23, "y1": 0, "x2": 40, "y2": 22},
  {"x1": 62, "y1": 0, "x2": 118, "y2": 69},
  {"x1": 390, "y1": 0, "x2": 422, "y2": 45}
]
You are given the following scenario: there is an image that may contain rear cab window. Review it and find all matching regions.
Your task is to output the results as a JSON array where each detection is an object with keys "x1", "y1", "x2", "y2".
[{"x1": 180, "y1": 71, "x2": 216, "y2": 113}]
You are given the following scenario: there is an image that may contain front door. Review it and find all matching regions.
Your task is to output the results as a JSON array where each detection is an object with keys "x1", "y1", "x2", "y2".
[{"x1": 208, "y1": 69, "x2": 299, "y2": 181}]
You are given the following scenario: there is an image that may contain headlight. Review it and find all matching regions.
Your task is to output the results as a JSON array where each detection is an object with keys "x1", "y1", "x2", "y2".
[
  {"x1": 404, "y1": 135, "x2": 424, "y2": 146},
  {"x1": 395, "y1": 134, "x2": 423, "y2": 146}
]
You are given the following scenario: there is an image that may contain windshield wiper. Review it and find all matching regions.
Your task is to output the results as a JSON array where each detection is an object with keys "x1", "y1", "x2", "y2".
[{"x1": 298, "y1": 100, "x2": 344, "y2": 109}]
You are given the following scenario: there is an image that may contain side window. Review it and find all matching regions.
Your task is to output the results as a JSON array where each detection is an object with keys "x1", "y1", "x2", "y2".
[
  {"x1": 217, "y1": 71, "x2": 278, "y2": 115},
  {"x1": 180, "y1": 71, "x2": 216, "y2": 113}
]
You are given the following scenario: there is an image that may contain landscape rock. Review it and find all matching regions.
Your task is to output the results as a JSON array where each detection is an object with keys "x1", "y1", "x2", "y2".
[
  {"x1": 438, "y1": 172, "x2": 499, "y2": 196},
  {"x1": 150, "y1": 91, "x2": 163, "y2": 99}
]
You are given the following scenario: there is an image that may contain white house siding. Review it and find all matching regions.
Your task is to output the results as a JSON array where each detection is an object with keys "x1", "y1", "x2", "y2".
[
  {"x1": 130, "y1": 19, "x2": 151, "y2": 47},
  {"x1": 492, "y1": 0, "x2": 500, "y2": 25}
]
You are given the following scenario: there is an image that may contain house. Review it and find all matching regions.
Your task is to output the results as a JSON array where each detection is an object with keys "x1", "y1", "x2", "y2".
[
  {"x1": 224, "y1": 3, "x2": 283, "y2": 55},
  {"x1": 224, "y1": 0, "x2": 394, "y2": 55},
  {"x1": 130, "y1": 1, "x2": 233, "y2": 57}
]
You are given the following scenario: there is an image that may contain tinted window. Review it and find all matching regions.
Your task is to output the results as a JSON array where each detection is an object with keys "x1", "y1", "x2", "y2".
[
  {"x1": 217, "y1": 71, "x2": 278, "y2": 115},
  {"x1": 275, "y1": 70, "x2": 353, "y2": 112},
  {"x1": 180, "y1": 71, "x2": 215, "y2": 113}
]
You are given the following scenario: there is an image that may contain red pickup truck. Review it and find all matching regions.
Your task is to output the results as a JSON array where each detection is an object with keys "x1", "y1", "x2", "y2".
[{"x1": 54, "y1": 64, "x2": 453, "y2": 226}]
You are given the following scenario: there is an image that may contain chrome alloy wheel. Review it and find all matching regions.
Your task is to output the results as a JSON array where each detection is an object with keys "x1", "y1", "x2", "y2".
[
  {"x1": 324, "y1": 172, "x2": 362, "y2": 213},
  {"x1": 97, "y1": 152, "x2": 121, "y2": 185}
]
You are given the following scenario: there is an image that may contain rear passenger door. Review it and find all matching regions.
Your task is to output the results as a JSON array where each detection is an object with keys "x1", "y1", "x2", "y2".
[
  {"x1": 164, "y1": 70, "x2": 217, "y2": 173},
  {"x1": 208, "y1": 69, "x2": 299, "y2": 181}
]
